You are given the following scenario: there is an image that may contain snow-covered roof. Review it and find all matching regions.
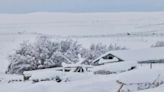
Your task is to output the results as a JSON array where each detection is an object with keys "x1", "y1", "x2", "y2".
[
  {"x1": 93, "y1": 47, "x2": 164, "y2": 63},
  {"x1": 92, "y1": 61, "x2": 136, "y2": 73}
]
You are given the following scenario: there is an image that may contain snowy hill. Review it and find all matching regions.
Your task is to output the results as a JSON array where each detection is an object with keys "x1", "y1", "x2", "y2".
[
  {"x1": 1, "y1": 12, "x2": 164, "y2": 72},
  {"x1": 1, "y1": 12, "x2": 164, "y2": 92},
  {"x1": 0, "y1": 12, "x2": 164, "y2": 36}
]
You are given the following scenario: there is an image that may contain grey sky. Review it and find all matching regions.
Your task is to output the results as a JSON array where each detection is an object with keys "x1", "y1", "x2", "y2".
[{"x1": 0, "y1": 0, "x2": 164, "y2": 13}]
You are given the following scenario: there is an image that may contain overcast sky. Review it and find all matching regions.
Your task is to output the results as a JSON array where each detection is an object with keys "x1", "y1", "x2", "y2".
[{"x1": 0, "y1": 0, "x2": 164, "y2": 13}]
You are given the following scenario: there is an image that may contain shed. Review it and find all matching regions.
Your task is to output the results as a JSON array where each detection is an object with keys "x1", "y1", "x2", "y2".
[{"x1": 92, "y1": 47, "x2": 164, "y2": 68}]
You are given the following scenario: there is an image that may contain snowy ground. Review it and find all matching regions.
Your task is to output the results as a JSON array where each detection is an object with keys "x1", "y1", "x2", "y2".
[
  {"x1": 0, "y1": 12, "x2": 164, "y2": 92},
  {"x1": 0, "y1": 67, "x2": 164, "y2": 92},
  {"x1": 0, "y1": 75, "x2": 119, "y2": 92}
]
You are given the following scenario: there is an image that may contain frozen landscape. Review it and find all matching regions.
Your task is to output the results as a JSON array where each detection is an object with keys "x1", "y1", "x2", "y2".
[{"x1": 1, "y1": 12, "x2": 164, "y2": 92}]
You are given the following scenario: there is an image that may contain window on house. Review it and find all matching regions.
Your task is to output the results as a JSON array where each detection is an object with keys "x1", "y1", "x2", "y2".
[{"x1": 102, "y1": 54, "x2": 114, "y2": 59}]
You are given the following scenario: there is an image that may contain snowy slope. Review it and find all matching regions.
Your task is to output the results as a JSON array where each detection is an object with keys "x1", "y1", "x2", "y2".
[
  {"x1": 0, "y1": 73, "x2": 119, "y2": 92},
  {"x1": 0, "y1": 12, "x2": 164, "y2": 72},
  {"x1": 1, "y1": 12, "x2": 163, "y2": 49},
  {"x1": 0, "y1": 12, "x2": 164, "y2": 36},
  {"x1": 1, "y1": 67, "x2": 164, "y2": 92},
  {"x1": 0, "y1": 12, "x2": 164, "y2": 92}
]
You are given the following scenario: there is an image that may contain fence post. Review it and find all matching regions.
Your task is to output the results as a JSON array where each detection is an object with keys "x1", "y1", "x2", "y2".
[
  {"x1": 150, "y1": 63, "x2": 152, "y2": 69},
  {"x1": 116, "y1": 80, "x2": 125, "y2": 92}
]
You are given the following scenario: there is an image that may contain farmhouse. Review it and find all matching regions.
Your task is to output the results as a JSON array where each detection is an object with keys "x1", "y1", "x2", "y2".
[
  {"x1": 23, "y1": 47, "x2": 164, "y2": 80},
  {"x1": 92, "y1": 47, "x2": 164, "y2": 68}
]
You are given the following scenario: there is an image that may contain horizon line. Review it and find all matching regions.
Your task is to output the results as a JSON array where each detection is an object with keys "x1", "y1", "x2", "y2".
[{"x1": 1, "y1": 11, "x2": 164, "y2": 14}]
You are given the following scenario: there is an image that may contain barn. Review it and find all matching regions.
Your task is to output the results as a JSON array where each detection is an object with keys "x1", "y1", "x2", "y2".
[{"x1": 92, "y1": 47, "x2": 164, "y2": 69}]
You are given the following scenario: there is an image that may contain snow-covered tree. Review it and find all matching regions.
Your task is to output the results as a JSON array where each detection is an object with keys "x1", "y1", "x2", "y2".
[
  {"x1": 7, "y1": 36, "x2": 82, "y2": 74},
  {"x1": 33, "y1": 36, "x2": 60, "y2": 67},
  {"x1": 7, "y1": 41, "x2": 36, "y2": 74},
  {"x1": 60, "y1": 40, "x2": 82, "y2": 63}
]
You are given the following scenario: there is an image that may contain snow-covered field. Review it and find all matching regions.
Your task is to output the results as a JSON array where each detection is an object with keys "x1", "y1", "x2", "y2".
[
  {"x1": 0, "y1": 67, "x2": 164, "y2": 92},
  {"x1": 0, "y1": 12, "x2": 164, "y2": 92}
]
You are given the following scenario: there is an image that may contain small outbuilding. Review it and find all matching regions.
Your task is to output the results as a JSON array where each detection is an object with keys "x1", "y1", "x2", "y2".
[{"x1": 92, "y1": 47, "x2": 164, "y2": 69}]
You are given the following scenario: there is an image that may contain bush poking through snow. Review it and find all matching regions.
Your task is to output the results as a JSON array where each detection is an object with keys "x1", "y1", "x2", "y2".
[
  {"x1": 118, "y1": 75, "x2": 164, "y2": 92},
  {"x1": 152, "y1": 41, "x2": 164, "y2": 47},
  {"x1": 31, "y1": 76, "x2": 62, "y2": 84},
  {"x1": 55, "y1": 76, "x2": 62, "y2": 83},
  {"x1": 94, "y1": 70, "x2": 114, "y2": 75},
  {"x1": 32, "y1": 79, "x2": 39, "y2": 83}
]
